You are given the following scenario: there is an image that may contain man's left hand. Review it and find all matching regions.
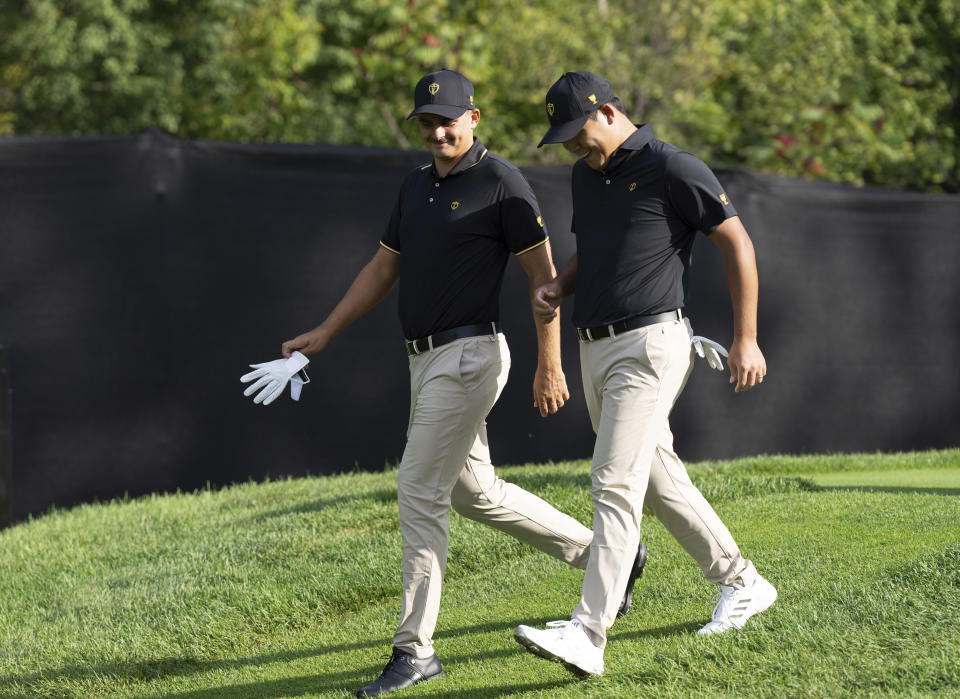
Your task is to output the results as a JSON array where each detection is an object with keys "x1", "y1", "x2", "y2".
[
  {"x1": 726, "y1": 338, "x2": 767, "y2": 393},
  {"x1": 532, "y1": 281, "x2": 563, "y2": 321},
  {"x1": 533, "y1": 365, "x2": 570, "y2": 417}
]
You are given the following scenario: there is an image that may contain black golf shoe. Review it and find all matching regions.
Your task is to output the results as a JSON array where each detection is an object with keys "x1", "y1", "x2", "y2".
[
  {"x1": 617, "y1": 542, "x2": 650, "y2": 618},
  {"x1": 356, "y1": 647, "x2": 444, "y2": 697}
]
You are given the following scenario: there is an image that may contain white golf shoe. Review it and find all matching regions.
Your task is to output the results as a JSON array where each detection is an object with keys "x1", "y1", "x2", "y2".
[
  {"x1": 513, "y1": 619, "x2": 604, "y2": 676},
  {"x1": 698, "y1": 574, "x2": 778, "y2": 636}
]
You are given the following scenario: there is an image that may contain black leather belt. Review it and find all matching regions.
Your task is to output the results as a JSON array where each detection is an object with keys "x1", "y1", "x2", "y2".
[
  {"x1": 576, "y1": 309, "x2": 682, "y2": 342},
  {"x1": 406, "y1": 322, "x2": 500, "y2": 356}
]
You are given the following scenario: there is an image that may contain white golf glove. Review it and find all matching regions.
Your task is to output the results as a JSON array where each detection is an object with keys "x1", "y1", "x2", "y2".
[
  {"x1": 691, "y1": 336, "x2": 728, "y2": 371},
  {"x1": 240, "y1": 351, "x2": 310, "y2": 405}
]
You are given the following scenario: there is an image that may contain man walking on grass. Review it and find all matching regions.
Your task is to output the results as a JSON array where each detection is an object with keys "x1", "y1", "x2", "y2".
[
  {"x1": 513, "y1": 71, "x2": 777, "y2": 677},
  {"x1": 250, "y1": 69, "x2": 649, "y2": 697}
]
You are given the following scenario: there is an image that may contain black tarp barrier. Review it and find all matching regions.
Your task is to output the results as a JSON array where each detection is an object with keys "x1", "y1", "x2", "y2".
[
  {"x1": 0, "y1": 346, "x2": 10, "y2": 527},
  {"x1": 1, "y1": 130, "x2": 958, "y2": 523}
]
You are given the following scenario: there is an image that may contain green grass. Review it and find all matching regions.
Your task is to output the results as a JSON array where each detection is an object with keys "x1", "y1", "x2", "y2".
[{"x1": 1, "y1": 449, "x2": 959, "y2": 698}]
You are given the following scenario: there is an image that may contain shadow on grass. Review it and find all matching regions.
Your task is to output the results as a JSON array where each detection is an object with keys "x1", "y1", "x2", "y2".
[
  {"x1": 816, "y1": 485, "x2": 960, "y2": 496},
  {"x1": 134, "y1": 675, "x2": 577, "y2": 699},
  {"x1": 507, "y1": 471, "x2": 591, "y2": 493},
  {"x1": 250, "y1": 487, "x2": 399, "y2": 520},
  {"x1": 0, "y1": 618, "x2": 570, "y2": 697},
  {"x1": 0, "y1": 639, "x2": 380, "y2": 696},
  {"x1": 611, "y1": 620, "x2": 703, "y2": 641},
  {"x1": 137, "y1": 643, "x2": 581, "y2": 699}
]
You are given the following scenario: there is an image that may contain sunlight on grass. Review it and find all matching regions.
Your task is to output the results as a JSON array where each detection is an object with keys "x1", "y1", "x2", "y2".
[
  {"x1": 807, "y1": 467, "x2": 960, "y2": 490},
  {"x1": 1, "y1": 450, "x2": 958, "y2": 697}
]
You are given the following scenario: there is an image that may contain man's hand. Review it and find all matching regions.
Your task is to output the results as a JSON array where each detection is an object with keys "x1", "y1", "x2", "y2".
[
  {"x1": 533, "y1": 365, "x2": 570, "y2": 417},
  {"x1": 532, "y1": 281, "x2": 563, "y2": 321},
  {"x1": 282, "y1": 326, "x2": 331, "y2": 358},
  {"x1": 726, "y1": 337, "x2": 766, "y2": 393}
]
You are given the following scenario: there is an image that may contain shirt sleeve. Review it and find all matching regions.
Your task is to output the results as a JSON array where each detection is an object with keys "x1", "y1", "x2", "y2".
[
  {"x1": 570, "y1": 159, "x2": 588, "y2": 236},
  {"x1": 379, "y1": 193, "x2": 402, "y2": 255},
  {"x1": 499, "y1": 168, "x2": 549, "y2": 255},
  {"x1": 665, "y1": 151, "x2": 737, "y2": 234}
]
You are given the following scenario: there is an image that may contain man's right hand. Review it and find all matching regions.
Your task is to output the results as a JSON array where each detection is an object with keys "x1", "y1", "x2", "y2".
[
  {"x1": 533, "y1": 281, "x2": 563, "y2": 321},
  {"x1": 533, "y1": 364, "x2": 570, "y2": 417},
  {"x1": 282, "y1": 326, "x2": 330, "y2": 358}
]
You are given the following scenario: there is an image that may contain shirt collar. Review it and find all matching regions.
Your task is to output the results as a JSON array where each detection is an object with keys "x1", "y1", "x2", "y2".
[
  {"x1": 618, "y1": 124, "x2": 655, "y2": 151},
  {"x1": 431, "y1": 137, "x2": 488, "y2": 179},
  {"x1": 602, "y1": 124, "x2": 655, "y2": 174}
]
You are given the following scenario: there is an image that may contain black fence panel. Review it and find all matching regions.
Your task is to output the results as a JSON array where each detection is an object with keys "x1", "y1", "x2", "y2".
[
  {"x1": 1, "y1": 131, "x2": 958, "y2": 523},
  {"x1": 0, "y1": 346, "x2": 10, "y2": 527}
]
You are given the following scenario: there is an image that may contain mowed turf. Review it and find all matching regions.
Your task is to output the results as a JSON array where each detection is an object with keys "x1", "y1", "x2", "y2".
[
  {"x1": 810, "y1": 467, "x2": 960, "y2": 493},
  {"x1": 0, "y1": 450, "x2": 958, "y2": 698}
]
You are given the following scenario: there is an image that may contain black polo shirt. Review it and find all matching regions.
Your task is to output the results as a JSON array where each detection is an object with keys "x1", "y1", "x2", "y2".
[
  {"x1": 570, "y1": 124, "x2": 737, "y2": 327},
  {"x1": 381, "y1": 138, "x2": 548, "y2": 339}
]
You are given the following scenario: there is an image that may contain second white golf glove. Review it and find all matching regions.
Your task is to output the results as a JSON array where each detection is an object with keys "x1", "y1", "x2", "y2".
[
  {"x1": 691, "y1": 336, "x2": 728, "y2": 371},
  {"x1": 240, "y1": 351, "x2": 310, "y2": 405}
]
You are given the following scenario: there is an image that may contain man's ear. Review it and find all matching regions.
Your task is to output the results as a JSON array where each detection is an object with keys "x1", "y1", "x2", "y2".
[{"x1": 469, "y1": 108, "x2": 481, "y2": 128}]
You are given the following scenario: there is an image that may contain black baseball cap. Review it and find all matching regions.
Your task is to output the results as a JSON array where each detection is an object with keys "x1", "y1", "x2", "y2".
[
  {"x1": 407, "y1": 69, "x2": 476, "y2": 120},
  {"x1": 538, "y1": 71, "x2": 616, "y2": 147}
]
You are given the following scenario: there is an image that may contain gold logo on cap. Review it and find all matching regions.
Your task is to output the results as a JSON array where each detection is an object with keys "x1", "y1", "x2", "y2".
[
  {"x1": 720, "y1": 192, "x2": 729, "y2": 205},
  {"x1": 428, "y1": 82, "x2": 440, "y2": 95},
  {"x1": 588, "y1": 94, "x2": 598, "y2": 104},
  {"x1": 547, "y1": 103, "x2": 555, "y2": 116},
  {"x1": 629, "y1": 182, "x2": 637, "y2": 191},
  {"x1": 451, "y1": 201, "x2": 460, "y2": 210},
  {"x1": 469, "y1": 95, "x2": 474, "y2": 106}
]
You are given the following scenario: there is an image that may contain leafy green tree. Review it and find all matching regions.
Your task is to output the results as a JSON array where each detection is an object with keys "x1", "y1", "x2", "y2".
[
  {"x1": 167, "y1": 0, "x2": 322, "y2": 141},
  {"x1": 702, "y1": 0, "x2": 956, "y2": 190},
  {"x1": 1, "y1": 0, "x2": 176, "y2": 134},
  {"x1": 1, "y1": 0, "x2": 958, "y2": 190}
]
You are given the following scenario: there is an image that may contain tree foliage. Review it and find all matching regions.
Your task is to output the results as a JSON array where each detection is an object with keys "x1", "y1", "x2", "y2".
[{"x1": 1, "y1": 0, "x2": 958, "y2": 191}]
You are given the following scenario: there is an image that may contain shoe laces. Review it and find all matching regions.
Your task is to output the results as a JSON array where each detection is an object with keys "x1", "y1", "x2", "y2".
[{"x1": 710, "y1": 585, "x2": 739, "y2": 621}]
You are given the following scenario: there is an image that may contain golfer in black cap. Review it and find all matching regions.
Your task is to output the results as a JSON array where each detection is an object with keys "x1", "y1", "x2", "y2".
[
  {"x1": 513, "y1": 71, "x2": 777, "y2": 676},
  {"x1": 279, "y1": 69, "x2": 648, "y2": 697}
]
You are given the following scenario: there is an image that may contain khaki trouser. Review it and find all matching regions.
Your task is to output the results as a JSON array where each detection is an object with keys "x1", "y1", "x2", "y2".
[
  {"x1": 394, "y1": 333, "x2": 592, "y2": 658},
  {"x1": 572, "y1": 317, "x2": 756, "y2": 647}
]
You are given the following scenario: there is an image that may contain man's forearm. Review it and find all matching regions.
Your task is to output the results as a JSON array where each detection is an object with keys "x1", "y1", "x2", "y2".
[
  {"x1": 517, "y1": 240, "x2": 570, "y2": 415},
  {"x1": 518, "y1": 242, "x2": 564, "y2": 369},
  {"x1": 531, "y1": 293, "x2": 563, "y2": 368},
  {"x1": 723, "y1": 244, "x2": 759, "y2": 341},
  {"x1": 711, "y1": 219, "x2": 759, "y2": 340}
]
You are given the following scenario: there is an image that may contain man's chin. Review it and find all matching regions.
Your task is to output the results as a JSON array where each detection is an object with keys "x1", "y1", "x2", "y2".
[
  {"x1": 433, "y1": 149, "x2": 458, "y2": 162},
  {"x1": 582, "y1": 154, "x2": 603, "y2": 170}
]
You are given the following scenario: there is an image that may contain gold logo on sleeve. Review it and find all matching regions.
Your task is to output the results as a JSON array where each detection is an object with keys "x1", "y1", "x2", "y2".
[
  {"x1": 451, "y1": 201, "x2": 460, "y2": 210},
  {"x1": 629, "y1": 182, "x2": 637, "y2": 191},
  {"x1": 428, "y1": 82, "x2": 440, "y2": 95},
  {"x1": 720, "y1": 192, "x2": 729, "y2": 205},
  {"x1": 537, "y1": 215, "x2": 543, "y2": 227}
]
